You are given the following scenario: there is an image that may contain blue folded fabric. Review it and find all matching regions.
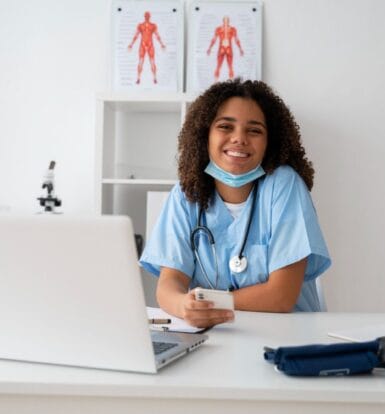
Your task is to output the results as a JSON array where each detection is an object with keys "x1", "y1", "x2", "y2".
[{"x1": 264, "y1": 339, "x2": 384, "y2": 376}]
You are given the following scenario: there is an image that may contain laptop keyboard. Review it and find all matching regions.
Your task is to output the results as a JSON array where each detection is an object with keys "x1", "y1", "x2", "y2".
[{"x1": 153, "y1": 341, "x2": 178, "y2": 355}]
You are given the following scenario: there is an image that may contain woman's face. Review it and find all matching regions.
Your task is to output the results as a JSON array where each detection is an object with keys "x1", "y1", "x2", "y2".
[{"x1": 208, "y1": 97, "x2": 268, "y2": 175}]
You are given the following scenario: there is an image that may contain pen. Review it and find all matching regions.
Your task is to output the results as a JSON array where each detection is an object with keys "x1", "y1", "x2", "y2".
[{"x1": 148, "y1": 318, "x2": 171, "y2": 325}]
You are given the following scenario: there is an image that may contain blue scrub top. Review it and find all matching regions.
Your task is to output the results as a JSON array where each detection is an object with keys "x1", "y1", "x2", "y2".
[{"x1": 140, "y1": 166, "x2": 331, "y2": 312}]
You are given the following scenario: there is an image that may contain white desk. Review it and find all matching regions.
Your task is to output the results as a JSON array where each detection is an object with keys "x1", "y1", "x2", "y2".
[{"x1": 0, "y1": 312, "x2": 384, "y2": 414}]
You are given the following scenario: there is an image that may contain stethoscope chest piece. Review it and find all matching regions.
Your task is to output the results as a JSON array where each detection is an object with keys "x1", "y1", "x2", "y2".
[{"x1": 229, "y1": 255, "x2": 248, "y2": 273}]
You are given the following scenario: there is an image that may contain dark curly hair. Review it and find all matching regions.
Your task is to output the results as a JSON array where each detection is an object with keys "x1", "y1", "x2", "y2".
[{"x1": 178, "y1": 78, "x2": 314, "y2": 209}]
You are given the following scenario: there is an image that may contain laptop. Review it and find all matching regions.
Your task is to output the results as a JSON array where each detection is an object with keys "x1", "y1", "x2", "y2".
[{"x1": 0, "y1": 215, "x2": 207, "y2": 373}]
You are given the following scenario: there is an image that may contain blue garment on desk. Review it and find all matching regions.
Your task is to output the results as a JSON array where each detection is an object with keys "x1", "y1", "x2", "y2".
[
  {"x1": 264, "y1": 339, "x2": 383, "y2": 376},
  {"x1": 140, "y1": 166, "x2": 331, "y2": 311}
]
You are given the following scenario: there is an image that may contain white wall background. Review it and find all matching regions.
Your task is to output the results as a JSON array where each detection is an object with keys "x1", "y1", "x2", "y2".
[{"x1": 1, "y1": 0, "x2": 384, "y2": 311}]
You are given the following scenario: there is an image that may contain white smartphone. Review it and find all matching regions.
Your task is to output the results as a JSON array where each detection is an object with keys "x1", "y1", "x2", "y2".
[{"x1": 194, "y1": 287, "x2": 234, "y2": 310}]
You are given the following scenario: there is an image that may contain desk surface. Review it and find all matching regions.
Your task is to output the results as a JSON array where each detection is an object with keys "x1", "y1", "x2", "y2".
[{"x1": 1, "y1": 312, "x2": 384, "y2": 413}]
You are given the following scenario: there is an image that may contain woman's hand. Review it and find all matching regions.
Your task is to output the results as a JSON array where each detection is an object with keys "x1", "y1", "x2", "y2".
[
  {"x1": 157, "y1": 268, "x2": 234, "y2": 327},
  {"x1": 179, "y1": 290, "x2": 234, "y2": 328}
]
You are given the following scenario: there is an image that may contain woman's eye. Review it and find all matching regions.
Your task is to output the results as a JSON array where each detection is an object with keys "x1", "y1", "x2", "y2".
[
  {"x1": 249, "y1": 129, "x2": 262, "y2": 135},
  {"x1": 217, "y1": 124, "x2": 232, "y2": 131}
]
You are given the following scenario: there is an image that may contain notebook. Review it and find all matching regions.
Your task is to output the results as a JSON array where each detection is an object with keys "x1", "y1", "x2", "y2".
[
  {"x1": 0, "y1": 215, "x2": 208, "y2": 373},
  {"x1": 147, "y1": 306, "x2": 205, "y2": 333}
]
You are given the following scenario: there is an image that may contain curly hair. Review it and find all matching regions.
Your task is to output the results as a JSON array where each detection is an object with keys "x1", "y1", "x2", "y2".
[{"x1": 178, "y1": 78, "x2": 314, "y2": 209}]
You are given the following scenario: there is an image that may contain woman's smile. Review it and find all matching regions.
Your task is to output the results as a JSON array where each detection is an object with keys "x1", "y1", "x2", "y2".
[{"x1": 225, "y1": 149, "x2": 250, "y2": 159}]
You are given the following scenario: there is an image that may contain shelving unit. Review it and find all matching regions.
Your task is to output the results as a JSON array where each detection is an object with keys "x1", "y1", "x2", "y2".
[
  {"x1": 95, "y1": 93, "x2": 198, "y2": 305},
  {"x1": 95, "y1": 93, "x2": 194, "y2": 233},
  {"x1": 95, "y1": 93, "x2": 197, "y2": 304}
]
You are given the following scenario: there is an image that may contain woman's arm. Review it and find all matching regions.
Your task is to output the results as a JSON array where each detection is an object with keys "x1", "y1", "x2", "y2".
[
  {"x1": 157, "y1": 267, "x2": 234, "y2": 328},
  {"x1": 233, "y1": 258, "x2": 307, "y2": 312}
]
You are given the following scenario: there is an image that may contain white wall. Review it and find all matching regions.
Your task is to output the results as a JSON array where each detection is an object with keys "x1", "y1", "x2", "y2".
[
  {"x1": 0, "y1": 0, "x2": 109, "y2": 214},
  {"x1": 261, "y1": 0, "x2": 385, "y2": 312},
  {"x1": 1, "y1": 0, "x2": 384, "y2": 311}
]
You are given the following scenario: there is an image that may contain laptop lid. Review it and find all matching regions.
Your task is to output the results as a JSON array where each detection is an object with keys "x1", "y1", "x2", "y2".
[{"x1": 0, "y1": 215, "x2": 184, "y2": 373}]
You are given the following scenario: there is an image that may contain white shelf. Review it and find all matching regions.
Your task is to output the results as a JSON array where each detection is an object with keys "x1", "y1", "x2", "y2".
[
  {"x1": 96, "y1": 93, "x2": 198, "y2": 113},
  {"x1": 97, "y1": 92, "x2": 197, "y2": 103},
  {"x1": 95, "y1": 93, "x2": 183, "y2": 234},
  {"x1": 102, "y1": 179, "x2": 177, "y2": 185},
  {"x1": 95, "y1": 92, "x2": 187, "y2": 306},
  {"x1": 104, "y1": 100, "x2": 181, "y2": 113}
]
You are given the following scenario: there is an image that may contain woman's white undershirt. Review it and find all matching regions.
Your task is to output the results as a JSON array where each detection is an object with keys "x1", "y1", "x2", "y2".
[{"x1": 223, "y1": 200, "x2": 247, "y2": 220}]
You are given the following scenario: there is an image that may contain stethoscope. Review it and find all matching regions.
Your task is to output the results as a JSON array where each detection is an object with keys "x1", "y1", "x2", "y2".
[{"x1": 190, "y1": 180, "x2": 259, "y2": 290}]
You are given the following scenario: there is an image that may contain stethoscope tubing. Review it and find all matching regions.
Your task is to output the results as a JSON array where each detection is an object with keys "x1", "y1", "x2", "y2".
[
  {"x1": 190, "y1": 180, "x2": 259, "y2": 290},
  {"x1": 192, "y1": 238, "x2": 218, "y2": 290}
]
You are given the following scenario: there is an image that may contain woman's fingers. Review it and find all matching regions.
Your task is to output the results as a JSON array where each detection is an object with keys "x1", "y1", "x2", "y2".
[
  {"x1": 181, "y1": 289, "x2": 234, "y2": 328},
  {"x1": 184, "y1": 309, "x2": 234, "y2": 328}
]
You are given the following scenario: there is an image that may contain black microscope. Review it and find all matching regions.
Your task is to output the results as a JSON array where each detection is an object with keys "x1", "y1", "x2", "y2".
[{"x1": 37, "y1": 161, "x2": 62, "y2": 213}]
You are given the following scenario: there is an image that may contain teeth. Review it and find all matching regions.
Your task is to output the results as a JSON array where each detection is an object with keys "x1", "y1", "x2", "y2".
[{"x1": 226, "y1": 150, "x2": 248, "y2": 158}]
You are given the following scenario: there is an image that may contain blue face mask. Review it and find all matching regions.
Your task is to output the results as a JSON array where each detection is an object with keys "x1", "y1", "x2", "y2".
[{"x1": 204, "y1": 160, "x2": 265, "y2": 188}]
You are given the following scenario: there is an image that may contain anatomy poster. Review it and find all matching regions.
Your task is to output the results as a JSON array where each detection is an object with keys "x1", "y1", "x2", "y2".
[
  {"x1": 112, "y1": 0, "x2": 183, "y2": 92},
  {"x1": 187, "y1": 1, "x2": 262, "y2": 94}
]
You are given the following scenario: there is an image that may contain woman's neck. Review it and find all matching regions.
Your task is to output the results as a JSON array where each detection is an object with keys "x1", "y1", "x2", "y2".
[{"x1": 215, "y1": 180, "x2": 254, "y2": 203}]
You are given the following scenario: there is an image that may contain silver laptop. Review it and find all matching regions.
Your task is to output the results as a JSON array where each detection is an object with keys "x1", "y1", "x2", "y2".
[{"x1": 0, "y1": 215, "x2": 207, "y2": 373}]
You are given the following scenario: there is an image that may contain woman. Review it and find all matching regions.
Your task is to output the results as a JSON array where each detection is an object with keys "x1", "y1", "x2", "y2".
[{"x1": 140, "y1": 79, "x2": 331, "y2": 328}]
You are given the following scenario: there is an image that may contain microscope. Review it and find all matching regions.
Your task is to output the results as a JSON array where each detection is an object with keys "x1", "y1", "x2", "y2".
[{"x1": 37, "y1": 161, "x2": 62, "y2": 213}]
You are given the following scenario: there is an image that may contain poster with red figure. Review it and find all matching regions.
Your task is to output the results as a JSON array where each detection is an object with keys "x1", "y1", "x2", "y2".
[
  {"x1": 112, "y1": 0, "x2": 183, "y2": 92},
  {"x1": 187, "y1": 0, "x2": 262, "y2": 94}
]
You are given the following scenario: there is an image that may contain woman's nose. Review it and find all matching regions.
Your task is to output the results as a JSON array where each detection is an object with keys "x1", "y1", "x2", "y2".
[{"x1": 230, "y1": 129, "x2": 247, "y2": 144}]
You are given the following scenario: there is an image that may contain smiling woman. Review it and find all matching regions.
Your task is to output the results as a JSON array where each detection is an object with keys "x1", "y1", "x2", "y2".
[{"x1": 140, "y1": 78, "x2": 331, "y2": 328}]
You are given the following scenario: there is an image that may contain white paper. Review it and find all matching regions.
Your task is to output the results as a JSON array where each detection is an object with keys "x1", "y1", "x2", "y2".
[
  {"x1": 147, "y1": 306, "x2": 205, "y2": 333},
  {"x1": 111, "y1": 0, "x2": 182, "y2": 91},
  {"x1": 328, "y1": 324, "x2": 385, "y2": 342}
]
